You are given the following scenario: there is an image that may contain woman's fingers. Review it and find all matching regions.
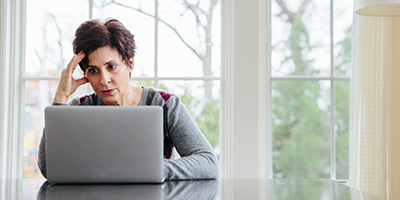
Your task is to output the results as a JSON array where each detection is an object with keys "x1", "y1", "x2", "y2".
[
  {"x1": 67, "y1": 51, "x2": 85, "y2": 73},
  {"x1": 53, "y1": 52, "x2": 87, "y2": 103},
  {"x1": 73, "y1": 77, "x2": 89, "y2": 88}
]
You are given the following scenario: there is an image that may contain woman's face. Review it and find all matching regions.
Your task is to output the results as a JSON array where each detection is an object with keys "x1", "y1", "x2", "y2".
[{"x1": 86, "y1": 45, "x2": 133, "y2": 105}]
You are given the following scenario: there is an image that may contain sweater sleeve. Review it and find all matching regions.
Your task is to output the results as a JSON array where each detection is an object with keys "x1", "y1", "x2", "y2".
[
  {"x1": 163, "y1": 95, "x2": 219, "y2": 180},
  {"x1": 37, "y1": 128, "x2": 48, "y2": 178}
]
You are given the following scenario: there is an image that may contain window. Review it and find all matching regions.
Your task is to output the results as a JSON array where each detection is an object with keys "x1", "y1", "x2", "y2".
[
  {"x1": 23, "y1": 0, "x2": 221, "y2": 178},
  {"x1": 271, "y1": 0, "x2": 352, "y2": 179}
]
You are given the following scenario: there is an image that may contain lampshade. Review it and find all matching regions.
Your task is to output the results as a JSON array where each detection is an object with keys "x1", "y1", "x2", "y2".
[{"x1": 355, "y1": 0, "x2": 400, "y2": 16}]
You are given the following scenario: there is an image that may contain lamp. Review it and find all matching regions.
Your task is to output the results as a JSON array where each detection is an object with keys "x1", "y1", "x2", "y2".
[{"x1": 355, "y1": 0, "x2": 400, "y2": 16}]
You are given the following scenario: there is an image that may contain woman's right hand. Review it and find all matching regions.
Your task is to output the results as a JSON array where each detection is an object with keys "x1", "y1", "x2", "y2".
[{"x1": 53, "y1": 52, "x2": 89, "y2": 104}]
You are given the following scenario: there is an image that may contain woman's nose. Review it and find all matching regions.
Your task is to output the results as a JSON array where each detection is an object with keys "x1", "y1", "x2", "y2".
[{"x1": 99, "y1": 71, "x2": 111, "y2": 85}]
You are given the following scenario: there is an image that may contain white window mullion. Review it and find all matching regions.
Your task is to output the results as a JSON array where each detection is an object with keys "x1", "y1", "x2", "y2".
[
  {"x1": 220, "y1": 0, "x2": 235, "y2": 179},
  {"x1": 330, "y1": 79, "x2": 336, "y2": 180},
  {"x1": 87, "y1": 0, "x2": 94, "y2": 95},
  {"x1": 330, "y1": 0, "x2": 336, "y2": 181},
  {"x1": 154, "y1": 0, "x2": 159, "y2": 88},
  {"x1": 89, "y1": 0, "x2": 93, "y2": 20},
  {"x1": 18, "y1": 0, "x2": 27, "y2": 180},
  {"x1": 271, "y1": 77, "x2": 350, "y2": 81}
]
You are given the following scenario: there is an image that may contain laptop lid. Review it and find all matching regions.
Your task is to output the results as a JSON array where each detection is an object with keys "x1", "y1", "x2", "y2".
[{"x1": 44, "y1": 106, "x2": 164, "y2": 184}]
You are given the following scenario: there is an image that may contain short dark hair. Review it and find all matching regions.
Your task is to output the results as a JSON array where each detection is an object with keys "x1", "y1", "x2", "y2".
[{"x1": 72, "y1": 18, "x2": 136, "y2": 74}]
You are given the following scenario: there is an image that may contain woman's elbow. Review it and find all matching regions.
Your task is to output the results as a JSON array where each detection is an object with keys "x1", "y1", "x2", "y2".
[{"x1": 206, "y1": 152, "x2": 219, "y2": 179}]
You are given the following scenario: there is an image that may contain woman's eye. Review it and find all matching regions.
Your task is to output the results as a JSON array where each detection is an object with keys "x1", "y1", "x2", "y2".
[
  {"x1": 108, "y1": 64, "x2": 117, "y2": 70},
  {"x1": 88, "y1": 69, "x2": 98, "y2": 74}
]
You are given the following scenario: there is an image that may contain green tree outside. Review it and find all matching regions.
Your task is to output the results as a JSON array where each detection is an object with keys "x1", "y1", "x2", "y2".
[{"x1": 272, "y1": 1, "x2": 351, "y2": 179}]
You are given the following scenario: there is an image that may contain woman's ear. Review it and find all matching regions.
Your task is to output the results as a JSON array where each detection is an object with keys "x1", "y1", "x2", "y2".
[{"x1": 128, "y1": 57, "x2": 134, "y2": 73}]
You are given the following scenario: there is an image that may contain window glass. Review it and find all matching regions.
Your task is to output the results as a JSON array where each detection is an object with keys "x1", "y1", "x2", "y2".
[
  {"x1": 25, "y1": 0, "x2": 88, "y2": 77},
  {"x1": 272, "y1": 80, "x2": 331, "y2": 179},
  {"x1": 334, "y1": 0, "x2": 353, "y2": 77},
  {"x1": 158, "y1": 0, "x2": 220, "y2": 77},
  {"x1": 335, "y1": 81, "x2": 350, "y2": 179},
  {"x1": 271, "y1": 0, "x2": 330, "y2": 77}
]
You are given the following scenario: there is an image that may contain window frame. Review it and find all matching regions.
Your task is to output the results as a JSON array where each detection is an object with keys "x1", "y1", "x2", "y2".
[{"x1": 268, "y1": 0, "x2": 351, "y2": 180}]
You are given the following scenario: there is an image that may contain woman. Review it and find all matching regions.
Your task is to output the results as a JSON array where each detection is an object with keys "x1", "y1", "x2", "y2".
[{"x1": 37, "y1": 18, "x2": 219, "y2": 180}]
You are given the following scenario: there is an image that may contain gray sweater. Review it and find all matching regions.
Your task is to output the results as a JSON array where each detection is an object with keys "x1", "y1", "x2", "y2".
[{"x1": 37, "y1": 86, "x2": 219, "y2": 180}]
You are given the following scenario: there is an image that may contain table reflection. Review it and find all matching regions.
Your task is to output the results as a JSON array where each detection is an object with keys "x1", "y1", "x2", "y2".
[
  {"x1": 219, "y1": 179, "x2": 382, "y2": 200},
  {"x1": 0, "y1": 178, "x2": 384, "y2": 200}
]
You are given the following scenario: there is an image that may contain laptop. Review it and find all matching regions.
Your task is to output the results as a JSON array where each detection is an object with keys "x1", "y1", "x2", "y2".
[{"x1": 44, "y1": 106, "x2": 164, "y2": 184}]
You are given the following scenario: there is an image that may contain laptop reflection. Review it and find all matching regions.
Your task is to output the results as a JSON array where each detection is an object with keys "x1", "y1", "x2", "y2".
[
  {"x1": 37, "y1": 183, "x2": 163, "y2": 200},
  {"x1": 37, "y1": 180, "x2": 219, "y2": 200}
]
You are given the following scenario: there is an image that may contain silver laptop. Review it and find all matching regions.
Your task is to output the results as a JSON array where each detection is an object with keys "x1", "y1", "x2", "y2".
[{"x1": 44, "y1": 106, "x2": 164, "y2": 184}]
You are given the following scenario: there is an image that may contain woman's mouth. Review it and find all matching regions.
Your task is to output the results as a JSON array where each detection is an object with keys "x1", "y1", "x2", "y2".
[{"x1": 101, "y1": 89, "x2": 115, "y2": 95}]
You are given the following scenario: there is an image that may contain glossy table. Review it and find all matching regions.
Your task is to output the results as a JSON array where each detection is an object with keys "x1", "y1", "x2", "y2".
[{"x1": 1, "y1": 178, "x2": 381, "y2": 200}]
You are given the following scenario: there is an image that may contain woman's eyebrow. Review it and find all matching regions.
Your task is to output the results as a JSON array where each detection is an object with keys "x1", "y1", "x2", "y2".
[
  {"x1": 105, "y1": 60, "x2": 117, "y2": 65},
  {"x1": 88, "y1": 60, "x2": 117, "y2": 68}
]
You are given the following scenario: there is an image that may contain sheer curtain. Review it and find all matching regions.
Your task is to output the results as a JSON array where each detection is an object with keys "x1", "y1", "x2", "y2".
[{"x1": 349, "y1": 14, "x2": 400, "y2": 199}]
